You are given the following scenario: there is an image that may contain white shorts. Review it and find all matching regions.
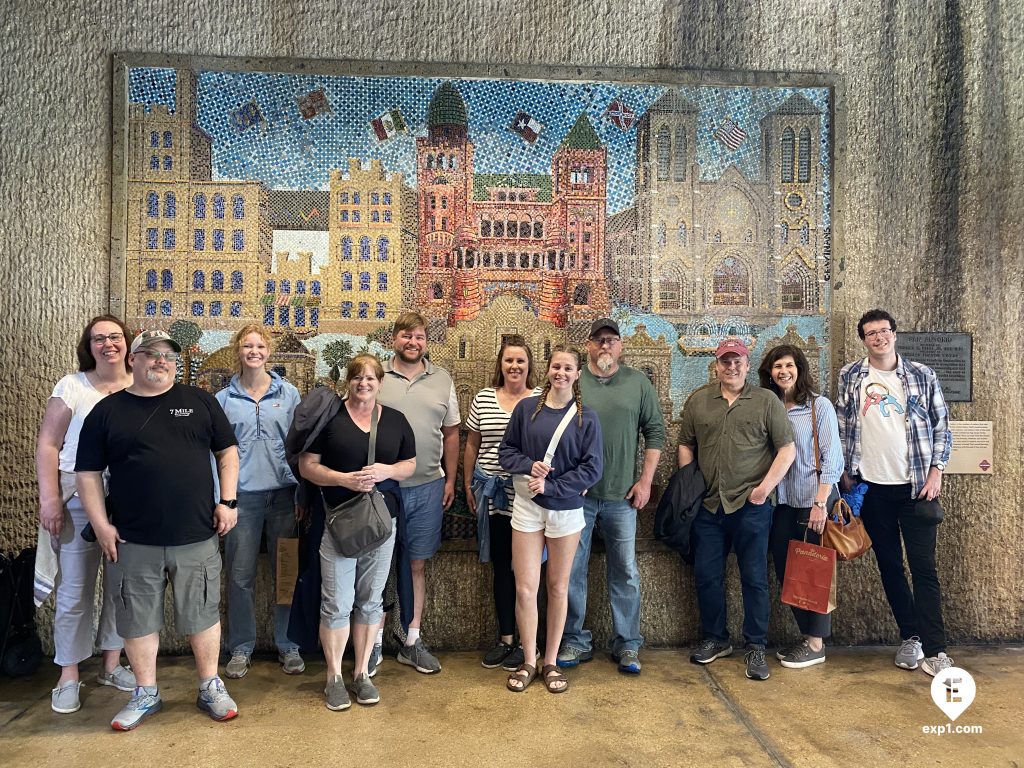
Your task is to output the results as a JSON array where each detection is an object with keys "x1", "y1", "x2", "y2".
[{"x1": 510, "y1": 494, "x2": 585, "y2": 539}]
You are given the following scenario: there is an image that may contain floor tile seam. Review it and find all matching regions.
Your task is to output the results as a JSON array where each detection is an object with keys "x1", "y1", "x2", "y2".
[{"x1": 700, "y1": 665, "x2": 794, "y2": 768}]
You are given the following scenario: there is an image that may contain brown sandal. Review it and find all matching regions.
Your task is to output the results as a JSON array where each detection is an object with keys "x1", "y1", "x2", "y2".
[
  {"x1": 542, "y1": 664, "x2": 569, "y2": 694},
  {"x1": 506, "y1": 663, "x2": 537, "y2": 692}
]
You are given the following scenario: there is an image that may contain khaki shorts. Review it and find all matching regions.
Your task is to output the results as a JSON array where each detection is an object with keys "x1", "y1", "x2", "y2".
[{"x1": 108, "y1": 536, "x2": 221, "y2": 638}]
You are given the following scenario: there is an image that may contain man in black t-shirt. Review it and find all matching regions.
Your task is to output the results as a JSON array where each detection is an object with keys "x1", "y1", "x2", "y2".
[{"x1": 76, "y1": 330, "x2": 240, "y2": 731}]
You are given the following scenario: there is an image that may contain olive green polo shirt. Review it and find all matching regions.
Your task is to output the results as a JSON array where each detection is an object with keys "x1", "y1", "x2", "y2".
[{"x1": 677, "y1": 383, "x2": 795, "y2": 514}]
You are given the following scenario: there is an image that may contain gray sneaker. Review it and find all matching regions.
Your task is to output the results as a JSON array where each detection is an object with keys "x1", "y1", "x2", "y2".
[
  {"x1": 196, "y1": 677, "x2": 238, "y2": 721},
  {"x1": 555, "y1": 645, "x2": 593, "y2": 668},
  {"x1": 51, "y1": 680, "x2": 83, "y2": 714},
  {"x1": 368, "y1": 643, "x2": 383, "y2": 678},
  {"x1": 776, "y1": 641, "x2": 804, "y2": 661},
  {"x1": 921, "y1": 652, "x2": 955, "y2": 677},
  {"x1": 224, "y1": 653, "x2": 250, "y2": 679},
  {"x1": 97, "y1": 664, "x2": 136, "y2": 692},
  {"x1": 895, "y1": 636, "x2": 924, "y2": 670},
  {"x1": 351, "y1": 673, "x2": 380, "y2": 705},
  {"x1": 111, "y1": 687, "x2": 162, "y2": 731},
  {"x1": 278, "y1": 649, "x2": 305, "y2": 675},
  {"x1": 616, "y1": 649, "x2": 642, "y2": 675},
  {"x1": 325, "y1": 675, "x2": 351, "y2": 711},
  {"x1": 397, "y1": 638, "x2": 442, "y2": 674},
  {"x1": 744, "y1": 644, "x2": 770, "y2": 680},
  {"x1": 780, "y1": 642, "x2": 826, "y2": 669},
  {"x1": 690, "y1": 639, "x2": 733, "y2": 664}
]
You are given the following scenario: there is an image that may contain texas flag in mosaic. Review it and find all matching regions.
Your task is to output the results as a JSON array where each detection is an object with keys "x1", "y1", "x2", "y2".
[
  {"x1": 713, "y1": 117, "x2": 747, "y2": 151},
  {"x1": 230, "y1": 99, "x2": 264, "y2": 131},
  {"x1": 370, "y1": 108, "x2": 407, "y2": 141},
  {"x1": 296, "y1": 89, "x2": 331, "y2": 120},
  {"x1": 604, "y1": 99, "x2": 637, "y2": 131},
  {"x1": 511, "y1": 111, "x2": 543, "y2": 144}
]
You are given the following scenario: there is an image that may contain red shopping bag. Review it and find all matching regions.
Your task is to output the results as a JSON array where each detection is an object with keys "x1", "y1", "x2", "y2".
[{"x1": 780, "y1": 534, "x2": 837, "y2": 615}]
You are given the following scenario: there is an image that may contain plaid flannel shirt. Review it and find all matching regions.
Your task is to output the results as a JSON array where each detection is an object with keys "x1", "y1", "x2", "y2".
[{"x1": 835, "y1": 355, "x2": 952, "y2": 499}]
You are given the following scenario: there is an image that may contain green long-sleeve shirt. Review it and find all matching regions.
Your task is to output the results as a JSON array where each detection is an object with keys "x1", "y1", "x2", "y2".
[{"x1": 579, "y1": 365, "x2": 666, "y2": 501}]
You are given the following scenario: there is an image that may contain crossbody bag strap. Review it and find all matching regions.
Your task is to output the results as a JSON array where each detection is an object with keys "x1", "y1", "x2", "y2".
[
  {"x1": 810, "y1": 397, "x2": 821, "y2": 479},
  {"x1": 543, "y1": 405, "x2": 578, "y2": 465},
  {"x1": 367, "y1": 404, "x2": 379, "y2": 465}
]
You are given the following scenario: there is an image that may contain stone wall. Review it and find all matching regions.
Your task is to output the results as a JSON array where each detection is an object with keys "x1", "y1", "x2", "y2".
[{"x1": 3, "y1": 0, "x2": 1021, "y2": 650}]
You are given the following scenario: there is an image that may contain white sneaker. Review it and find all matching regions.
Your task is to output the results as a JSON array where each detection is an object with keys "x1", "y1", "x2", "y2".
[
  {"x1": 894, "y1": 636, "x2": 924, "y2": 670},
  {"x1": 921, "y1": 652, "x2": 955, "y2": 677}
]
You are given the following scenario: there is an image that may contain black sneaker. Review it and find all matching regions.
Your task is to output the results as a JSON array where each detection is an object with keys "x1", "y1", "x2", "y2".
[
  {"x1": 501, "y1": 645, "x2": 527, "y2": 672},
  {"x1": 690, "y1": 639, "x2": 733, "y2": 664},
  {"x1": 481, "y1": 641, "x2": 516, "y2": 669},
  {"x1": 744, "y1": 644, "x2": 770, "y2": 680}
]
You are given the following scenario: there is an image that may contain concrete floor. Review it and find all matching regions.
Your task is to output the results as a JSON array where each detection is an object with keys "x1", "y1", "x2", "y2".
[{"x1": 1, "y1": 646, "x2": 1021, "y2": 767}]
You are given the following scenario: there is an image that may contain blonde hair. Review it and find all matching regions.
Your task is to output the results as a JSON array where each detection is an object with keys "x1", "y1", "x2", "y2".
[
  {"x1": 531, "y1": 345, "x2": 584, "y2": 426},
  {"x1": 231, "y1": 324, "x2": 274, "y2": 374},
  {"x1": 392, "y1": 311, "x2": 428, "y2": 336}
]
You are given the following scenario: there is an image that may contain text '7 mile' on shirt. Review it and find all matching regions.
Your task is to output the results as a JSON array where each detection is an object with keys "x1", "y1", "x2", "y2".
[{"x1": 75, "y1": 383, "x2": 238, "y2": 546}]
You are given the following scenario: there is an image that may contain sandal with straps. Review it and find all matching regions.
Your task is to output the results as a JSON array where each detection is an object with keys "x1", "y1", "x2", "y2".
[
  {"x1": 506, "y1": 663, "x2": 537, "y2": 692},
  {"x1": 542, "y1": 664, "x2": 569, "y2": 694}
]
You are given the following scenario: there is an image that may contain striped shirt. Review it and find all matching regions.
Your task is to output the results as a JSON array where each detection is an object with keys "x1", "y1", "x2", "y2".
[
  {"x1": 776, "y1": 395, "x2": 844, "y2": 508},
  {"x1": 836, "y1": 355, "x2": 952, "y2": 499},
  {"x1": 465, "y1": 387, "x2": 540, "y2": 516}
]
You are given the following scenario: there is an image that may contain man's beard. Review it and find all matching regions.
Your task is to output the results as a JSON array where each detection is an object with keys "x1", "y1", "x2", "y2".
[
  {"x1": 145, "y1": 368, "x2": 171, "y2": 385},
  {"x1": 398, "y1": 347, "x2": 423, "y2": 364},
  {"x1": 595, "y1": 353, "x2": 615, "y2": 373}
]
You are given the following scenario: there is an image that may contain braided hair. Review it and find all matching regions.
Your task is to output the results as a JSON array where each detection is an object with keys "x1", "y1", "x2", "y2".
[{"x1": 531, "y1": 344, "x2": 584, "y2": 426}]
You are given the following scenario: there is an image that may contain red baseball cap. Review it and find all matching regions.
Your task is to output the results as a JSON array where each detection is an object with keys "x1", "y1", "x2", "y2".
[{"x1": 714, "y1": 339, "x2": 749, "y2": 358}]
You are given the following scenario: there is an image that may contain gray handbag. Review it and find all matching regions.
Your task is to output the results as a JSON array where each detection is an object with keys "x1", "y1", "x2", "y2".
[{"x1": 322, "y1": 405, "x2": 393, "y2": 558}]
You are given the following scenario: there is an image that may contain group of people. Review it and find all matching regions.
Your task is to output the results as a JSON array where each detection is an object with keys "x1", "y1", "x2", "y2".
[{"x1": 33, "y1": 306, "x2": 955, "y2": 729}]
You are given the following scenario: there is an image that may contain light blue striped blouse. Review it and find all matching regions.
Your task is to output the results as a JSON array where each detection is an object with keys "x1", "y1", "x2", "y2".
[{"x1": 776, "y1": 394, "x2": 844, "y2": 508}]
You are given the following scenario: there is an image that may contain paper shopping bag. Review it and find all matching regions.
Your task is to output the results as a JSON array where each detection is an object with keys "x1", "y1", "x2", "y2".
[{"x1": 780, "y1": 537, "x2": 837, "y2": 614}]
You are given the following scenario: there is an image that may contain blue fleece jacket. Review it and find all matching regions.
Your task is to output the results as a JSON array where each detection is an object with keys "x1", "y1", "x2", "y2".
[
  {"x1": 498, "y1": 396, "x2": 604, "y2": 511},
  {"x1": 215, "y1": 372, "x2": 300, "y2": 492}
]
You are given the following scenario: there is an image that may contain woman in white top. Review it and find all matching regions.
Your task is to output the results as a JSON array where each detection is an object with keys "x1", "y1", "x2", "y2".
[
  {"x1": 35, "y1": 315, "x2": 137, "y2": 713},
  {"x1": 463, "y1": 335, "x2": 538, "y2": 672}
]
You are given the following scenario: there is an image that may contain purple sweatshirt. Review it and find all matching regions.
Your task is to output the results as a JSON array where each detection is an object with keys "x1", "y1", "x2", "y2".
[{"x1": 498, "y1": 396, "x2": 604, "y2": 511}]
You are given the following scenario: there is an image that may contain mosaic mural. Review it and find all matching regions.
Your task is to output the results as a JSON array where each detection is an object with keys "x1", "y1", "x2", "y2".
[{"x1": 117, "y1": 64, "x2": 834, "y2": 490}]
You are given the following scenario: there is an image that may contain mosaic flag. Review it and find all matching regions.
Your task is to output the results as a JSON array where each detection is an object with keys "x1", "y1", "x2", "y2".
[
  {"x1": 511, "y1": 111, "x2": 542, "y2": 144},
  {"x1": 230, "y1": 99, "x2": 264, "y2": 132},
  {"x1": 370, "y1": 108, "x2": 407, "y2": 141},
  {"x1": 713, "y1": 117, "x2": 747, "y2": 150},
  {"x1": 275, "y1": 294, "x2": 290, "y2": 306},
  {"x1": 604, "y1": 100, "x2": 636, "y2": 131},
  {"x1": 296, "y1": 89, "x2": 331, "y2": 120}
]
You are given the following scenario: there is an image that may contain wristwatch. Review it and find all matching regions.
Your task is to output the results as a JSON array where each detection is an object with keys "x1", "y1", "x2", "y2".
[
  {"x1": 813, "y1": 501, "x2": 828, "y2": 509},
  {"x1": 218, "y1": 498, "x2": 238, "y2": 509},
  {"x1": 934, "y1": 462, "x2": 946, "y2": 472}
]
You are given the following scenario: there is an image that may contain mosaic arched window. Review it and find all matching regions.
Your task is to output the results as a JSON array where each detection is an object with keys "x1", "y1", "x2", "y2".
[
  {"x1": 780, "y1": 222, "x2": 789, "y2": 245},
  {"x1": 800, "y1": 221, "x2": 810, "y2": 245},
  {"x1": 210, "y1": 301, "x2": 222, "y2": 317},
  {"x1": 264, "y1": 305, "x2": 275, "y2": 326},
  {"x1": 376, "y1": 302, "x2": 385, "y2": 319},
  {"x1": 296, "y1": 280, "x2": 306, "y2": 294},
  {"x1": 279, "y1": 306, "x2": 289, "y2": 326},
  {"x1": 213, "y1": 194, "x2": 225, "y2": 219},
  {"x1": 150, "y1": 155, "x2": 159, "y2": 170},
  {"x1": 150, "y1": 132, "x2": 159, "y2": 148},
  {"x1": 519, "y1": 221, "x2": 531, "y2": 239},
  {"x1": 281, "y1": 279, "x2": 290, "y2": 294},
  {"x1": 164, "y1": 193, "x2": 176, "y2": 218},
  {"x1": 146, "y1": 192, "x2": 159, "y2": 217},
  {"x1": 449, "y1": 155, "x2": 457, "y2": 169},
  {"x1": 712, "y1": 257, "x2": 750, "y2": 306},
  {"x1": 383, "y1": 210, "x2": 391, "y2": 222},
  {"x1": 533, "y1": 221, "x2": 543, "y2": 239},
  {"x1": 194, "y1": 229, "x2": 205, "y2": 250},
  {"x1": 230, "y1": 301, "x2": 242, "y2": 317},
  {"x1": 572, "y1": 285, "x2": 590, "y2": 305},
  {"x1": 160, "y1": 299, "x2": 171, "y2": 316},
  {"x1": 480, "y1": 220, "x2": 491, "y2": 237},
  {"x1": 781, "y1": 262, "x2": 814, "y2": 311},
  {"x1": 162, "y1": 229, "x2": 175, "y2": 249},
  {"x1": 311, "y1": 280, "x2": 321, "y2": 296},
  {"x1": 231, "y1": 195, "x2": 244, "y2": 219},
  {"x1": 194, "y1": 193, "x2": 206, "y2": 218},
  {"x1": 212, "y1": 270, "x2": 224, "y2": 291},
  {"x1": 163, "y1": 155, "x2": 172, "y2": 171},
  {"x1": 359, "y1": 272, "x2": 370, "y2": 291},
  {"x1": 359, "y1": 236, "x2": 370, "y2": 261},
  {"x1": 193, "y1": 270, "x2": 205, "y2": 290},
  {"x1": 213, "y1": 229, "x2": 224, "y2": 251},
  {"x1": 378, "y1": 237, "x2": 389, "y2": 261},
  {"x1": 781, "y1": 128, "x2": 794, "y2": 183},
  {"x1": 657, "y1": 126, "x2": 671, "y2": 182},
  {"x1": 145, "y1": 300, "x2": 156, "y2": 316},
  {"x1": 266, "y1": 279, "x2": 276, "y2": 293},
  {"x1": 673, "y1": 129, "x2": 687, "y2": 181},
  {"x1": 310, "y1": 307, "x2": 319, "y2": 327},
  {"x1": 426, "y1": 154, "x2": 434, "y2": 170},
  {"x1": 798, "y1": 127, "x2": 811, "y2": 183},
  {"x1": 161, "y1": 269, "x2": 173, "y2": 290},
  {"x1": 146, "y1": 269, "x2": 157, "y2": 290},
  {"x1": 371, "y1": 211, "x2": 379, "y2": 223},
  {"x1": 342, "y1": 236, "x2": 352, "y2": 260},
  {"x1": 358, "y1": 302, "x2": 368, "y2": 319},
  {"x1": 352, "y1": 192, "x2": 360, "y2": 205},
  {"x1": 370, "y1": 192, "x2": 380, "y2": 205},
  {"x1": 232, "y1": 230, "x2": 244, "y2": 251},
  {"x1": 295, "y1": 307, "x2": 305, "y2": 327},
  {"x1": 342, "y1": 272, "x2": 352, "y2": 291},
  {"x1": 383, "y1": 192, "x2": 392, "y2": 205},
  {"x1": 432, "y1": 282, "x2": 443, "y2": 300},
  {"x1": 378, "y1": 272, "x2": 387, "y2": 291},
  {"x1": 163, "y1": 131, "x2": 172, "y2": 148},
  {"x1": 341, "y1": 301, "x2": 352, "y2": 318},
  {"x1": 231, "y1": 271, "x2": 243, "y2": 291}
]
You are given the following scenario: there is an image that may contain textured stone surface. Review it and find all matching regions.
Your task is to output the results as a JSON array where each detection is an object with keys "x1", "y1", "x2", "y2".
[{"x1": 4, "y1": 0, "x2": 1022, "y2": 650}]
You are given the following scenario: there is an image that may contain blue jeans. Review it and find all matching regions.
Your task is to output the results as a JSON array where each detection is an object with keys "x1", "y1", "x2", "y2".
[
  {"x1": 224, "y1": 487, "x2": 299, "y2": 656},
  {"x1": 692, "y1": 500, "x2": 773, "y2": 647},
  {"x1": 562, "y1": 497, "x2": 643, "y2": 655}
]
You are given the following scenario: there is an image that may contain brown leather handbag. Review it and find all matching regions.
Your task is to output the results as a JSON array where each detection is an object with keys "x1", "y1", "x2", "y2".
[{"x1": 810, "y1": 399, "x2": 872, "y2": 561}]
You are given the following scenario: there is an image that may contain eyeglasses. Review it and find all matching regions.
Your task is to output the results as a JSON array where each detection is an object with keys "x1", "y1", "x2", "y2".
[
  {"x1": 864, "y1": 328, "x2": 893, "y2": 339},
  {"x1": 90, "y1": 333, "x2": 125, "y2": 344},
  {"x1": 717, "y1": 357, "x2": 745, "y2": 368},
  {"x1": 591, "y1": 336, "x2": 620, "y2": 347},
  {"x1": 135, "y1": 349, "x2": 180, "y2": 362}
]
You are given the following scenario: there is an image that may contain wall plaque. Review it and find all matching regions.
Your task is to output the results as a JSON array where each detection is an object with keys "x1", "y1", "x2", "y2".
[{"x1": 897, "y1": 332, "x2": 972, "y2": 402}]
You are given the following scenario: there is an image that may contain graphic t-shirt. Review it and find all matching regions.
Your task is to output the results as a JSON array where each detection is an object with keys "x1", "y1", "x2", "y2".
[
  {"x1": 858, "y1": 365, "x2": 910, "y2": 484},
  {"x1": 75, "y1": 384, "x2": 238, "y2": 546}
]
